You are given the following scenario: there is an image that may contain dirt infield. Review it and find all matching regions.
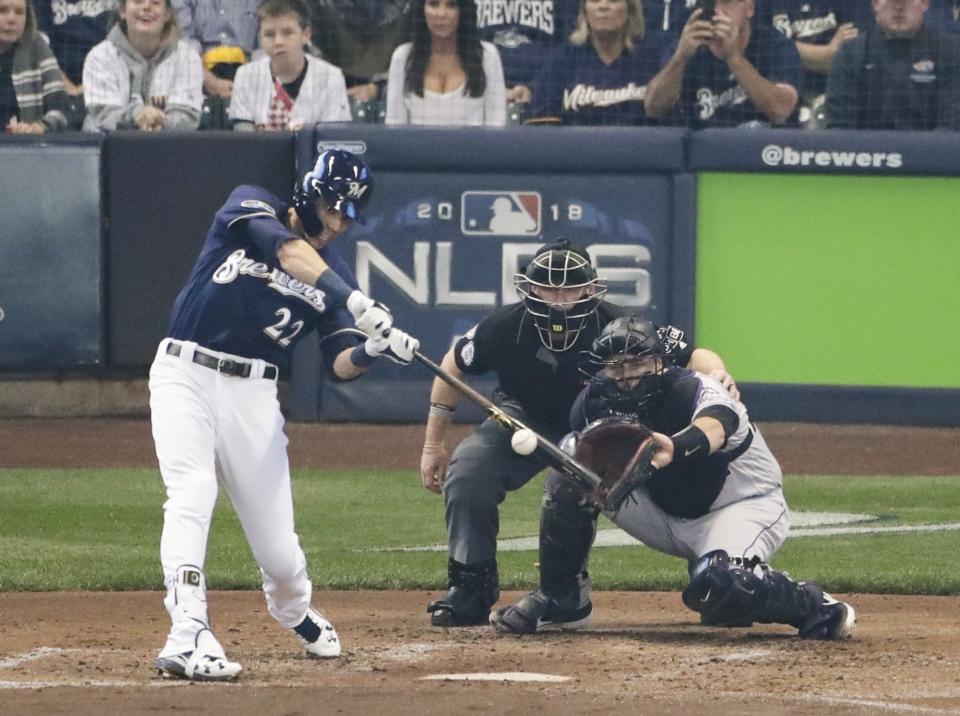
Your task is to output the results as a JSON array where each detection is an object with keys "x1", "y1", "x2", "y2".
[
  {"x1": 2, "y1": 418, "x2": 958, "y2": 474},
  {"x1": 1, "y1": 419, "x2": 959, "y2": 714}
]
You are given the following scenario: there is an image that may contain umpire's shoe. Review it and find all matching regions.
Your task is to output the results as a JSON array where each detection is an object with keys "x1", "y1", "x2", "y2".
[
  {"x1": 294, "y1": 608, "x2": 341, "y2": 658},
  {"x1": 155, "y1": 628, "x2": 242, "y2": 681},
  {"x1": 428, "y1": 559, "x2": 500, "y2": 627},
  {"x1": 490, "y1": 589, "x2": 593, "y2": 634},
  {"x1": 798, "y1": 591, "x2": 857, "y2": 640}
]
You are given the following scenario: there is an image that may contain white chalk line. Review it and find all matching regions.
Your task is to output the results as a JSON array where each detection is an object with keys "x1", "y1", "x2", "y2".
[
  {"x1": 781, "y1": 692, "x2": 957, "y2": 714},
  {"x1": 0, "y1": 647, "x2": 66, "y2": 670},
  {"x1": 421, "y1": 672, "x2": 571, "y2": 683},
  {"x1": 377, "y1": 512, "x2": 960, "y2": 553},
  {"x1": 0, "y1": 646, "x2": 127, "y2": 672}
]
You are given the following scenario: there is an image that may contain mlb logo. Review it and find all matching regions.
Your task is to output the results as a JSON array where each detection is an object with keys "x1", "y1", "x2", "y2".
[{"x1": 461, "y1": 191, "x2": 541, "y2": 236}]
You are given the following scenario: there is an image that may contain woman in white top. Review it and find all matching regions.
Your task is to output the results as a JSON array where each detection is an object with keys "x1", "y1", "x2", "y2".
[{"x1": 385, "y1": 0, "x2": 506, "y2": 127}]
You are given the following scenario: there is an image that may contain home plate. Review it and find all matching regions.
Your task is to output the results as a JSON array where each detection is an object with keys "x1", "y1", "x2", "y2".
[{"x1": 421, "y1": 672, "x2": 571, "y2": 683}]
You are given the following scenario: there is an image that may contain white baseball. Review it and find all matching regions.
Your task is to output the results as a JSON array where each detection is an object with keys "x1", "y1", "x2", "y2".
[{"x1": 510, "y1": 429, "x2": 538, "y2": 456}]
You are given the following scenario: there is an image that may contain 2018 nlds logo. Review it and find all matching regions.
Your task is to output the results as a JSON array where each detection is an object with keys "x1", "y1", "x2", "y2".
[{"x1": 415, "y1": 190, "x2": 589, "y2": 236}]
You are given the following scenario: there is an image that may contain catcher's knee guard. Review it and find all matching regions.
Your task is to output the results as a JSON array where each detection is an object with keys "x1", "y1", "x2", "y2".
[{"x1": 427, "y1": 558, "x2": 499, "y2": 627}]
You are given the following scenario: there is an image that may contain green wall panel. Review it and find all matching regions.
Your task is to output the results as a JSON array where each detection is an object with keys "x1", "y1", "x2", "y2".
[{"x1": 695, "y1": 173, "x2": 959, "y2": 388}]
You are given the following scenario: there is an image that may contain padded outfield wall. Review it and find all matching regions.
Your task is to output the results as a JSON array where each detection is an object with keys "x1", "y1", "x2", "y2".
[
  {"x1": 0, "y1": 128, "x2": 956, "y2": 425},
  {"x1": 688, "y1": 129, "x2": 960, "y2": 425}
]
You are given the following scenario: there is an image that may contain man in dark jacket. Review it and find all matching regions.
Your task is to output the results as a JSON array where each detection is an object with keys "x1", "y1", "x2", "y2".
[{"x1": 825, "y1": 0, "x2": 960, "y2": 129}]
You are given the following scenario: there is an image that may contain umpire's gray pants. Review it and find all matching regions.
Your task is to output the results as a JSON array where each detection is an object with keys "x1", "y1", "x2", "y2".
[{"x1": 444, "y1": 403, "x2": 555, "y2": 565}]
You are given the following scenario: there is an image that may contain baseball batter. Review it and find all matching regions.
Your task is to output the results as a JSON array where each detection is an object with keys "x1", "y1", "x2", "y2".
[
  {"x1": 420, "y1": 239, "x2": 739, "y2": 627},
  {"x1": 490, "y1": 316, "x2": 857, "y2": 640},
  {"x1": 150, "y1": 150, "x2": 419, "y2": 681}
]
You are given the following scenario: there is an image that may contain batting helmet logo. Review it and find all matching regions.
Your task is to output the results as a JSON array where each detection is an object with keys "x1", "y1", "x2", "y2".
[{"x1": 346, "y1": 181, "x2": 369, "y2": 199}]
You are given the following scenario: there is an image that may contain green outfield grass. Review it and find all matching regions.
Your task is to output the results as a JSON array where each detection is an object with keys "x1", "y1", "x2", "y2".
[{"x1": 0, "y1": 469, "x2": 958, "y2": 594}]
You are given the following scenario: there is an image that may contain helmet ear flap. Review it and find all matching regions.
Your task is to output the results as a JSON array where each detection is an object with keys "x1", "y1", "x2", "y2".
[{"x1": 293, "y1": 170, "x2": 324, "y2": 236}]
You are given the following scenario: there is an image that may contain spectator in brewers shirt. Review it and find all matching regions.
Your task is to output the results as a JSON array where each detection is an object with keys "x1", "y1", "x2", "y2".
[
  {"x1": 229, "y1": 0, "x2": 350, "y2": 131},
  {"x1": 525, "y1": 0, "x2": 663, "y2": 126},
  {"x1": 34, "y1": 0, "x2": 117, "y2": 96},
  {"x1": 645, "y1": 0, "x2": 802, "y2": 127},
  {"x1": 825, "y1": 0, "x2": 960, "y2": 130},
  {"x1": 766, "y1": 0, "x2": 870, "y2": 125},
  {"x1": 475, "y1": 0, "x2": 580, "y2": 105}
]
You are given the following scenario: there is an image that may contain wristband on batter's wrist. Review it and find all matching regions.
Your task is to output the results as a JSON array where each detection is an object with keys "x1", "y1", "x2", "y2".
[
  {"x1": 429, "y1": 402, "x2": 455, "y2": 419},
  {"x1": 349, "y1": 343, "x2": 378, "y2": 368},
  {"x1": 670, "y1": 425, "x2": 710, "y2": 462},
  {"x1": 313, "y1": 269, "x2": 354, "y2": 307}
]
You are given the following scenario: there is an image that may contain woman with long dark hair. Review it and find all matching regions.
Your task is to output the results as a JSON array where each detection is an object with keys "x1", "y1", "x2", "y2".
[{"x1": 385, "y1": 0, "x2": 506, "y2": 126}]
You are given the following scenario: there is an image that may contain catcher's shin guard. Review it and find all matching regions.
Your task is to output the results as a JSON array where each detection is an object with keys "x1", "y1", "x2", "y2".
[
  {"x1": 682, "y1": 550, "x2": 760, "y2": 628},
  {"x1": 427, "y1": 558, "x2": 499, "y2": 627},
  {"x1": 538, "y1": 489, "x2": 599, "y2": 599},
  {"x1": 684, "y1": 551, "x2": 845, "y2": 637}
]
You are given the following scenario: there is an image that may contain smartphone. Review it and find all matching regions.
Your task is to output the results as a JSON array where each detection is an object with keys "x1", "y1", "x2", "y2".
[{"x1": 695, "y1": 0, "x2": 715, "y2": 21}]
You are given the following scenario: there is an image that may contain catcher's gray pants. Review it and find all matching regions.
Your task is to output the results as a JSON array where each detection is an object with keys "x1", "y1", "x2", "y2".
[
  {"x1": 610, "y1": 487, "x2": 790, "y2": 563},
  {"x1": 610, "y1": 427, "x2": 790, "y2": 562},
  {"x1": 443, "y1": 402, "x2": 556, "y2": 565}
]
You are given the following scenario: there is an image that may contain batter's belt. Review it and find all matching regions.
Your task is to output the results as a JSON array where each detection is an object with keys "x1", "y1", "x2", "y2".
[{"x1": 166, "y1": 341, "x2": 278, "y2": 380}]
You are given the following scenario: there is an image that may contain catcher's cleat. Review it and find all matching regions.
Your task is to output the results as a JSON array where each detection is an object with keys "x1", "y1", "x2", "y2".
[
  {"x1": 155, "y1": 629, "x2": 242, "y2": 682},
  {"x1": 294, "y1": 608, "x2": 341, "y2": 658},
  {"x1": 427, "y1": 586, "x2": 495, "y2": 627},
  {"x1": 489, "y1": 589, "x2": 592, "y2": 634},
  {"x1": 798, "y1": 593, "x2": 857, "y2": 641}
]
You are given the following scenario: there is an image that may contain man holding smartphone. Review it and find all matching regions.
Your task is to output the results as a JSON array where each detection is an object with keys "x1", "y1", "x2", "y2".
[{"x1": 644, "y1": 0, "x2": 802, "y2": 126}]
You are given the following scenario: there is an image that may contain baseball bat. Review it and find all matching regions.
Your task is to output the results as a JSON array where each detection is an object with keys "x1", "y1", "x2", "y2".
[
  {"x1": 412, "y1": 349, "x2": 604, "y2": 494},
  {"x1": 319, "y1": 326, "x2": 605, "y2": 493}
]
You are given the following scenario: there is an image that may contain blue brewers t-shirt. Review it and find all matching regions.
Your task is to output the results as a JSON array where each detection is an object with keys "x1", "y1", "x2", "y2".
[
  {"x1": 476, "y1": 0, "x2": 581, "y2": 87},
  {"x1": 529, "y1": 40, "x2": 665, "y2": 125},
  {"x1": 675, "y1": 22, "x2": 802, "y2": 127}
]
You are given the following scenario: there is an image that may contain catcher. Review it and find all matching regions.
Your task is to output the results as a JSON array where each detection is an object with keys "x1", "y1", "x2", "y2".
[{"x1": 490, "y1": 315, "x2": 857, "y2": 640}]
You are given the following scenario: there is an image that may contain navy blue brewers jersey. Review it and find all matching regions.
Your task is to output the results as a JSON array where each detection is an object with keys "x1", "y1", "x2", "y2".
[
  {"x1": 765, "y1": 0, "x2": 874, "y2": 98},
  {"x1": 528, "y1": 41, "x2": 665, "y2": 125},
  {"x1": 672, "y1": 21, "x2": 803, "y2": 127},
  {"x1": 167, "y1": 185, "x2": 360, "y2": 372},
  {"x1": 476, "y1": 0, "x2": 581, "y2": 87}
]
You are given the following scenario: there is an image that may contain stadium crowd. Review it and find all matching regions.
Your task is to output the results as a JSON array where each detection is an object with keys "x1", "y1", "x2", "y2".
[{"x1": 1, "y1": 0, "x2": 958, "y2": 132}]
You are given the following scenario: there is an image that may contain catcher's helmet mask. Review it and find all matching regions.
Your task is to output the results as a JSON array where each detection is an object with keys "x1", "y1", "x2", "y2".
[
  {"x1": 514, "y1": 239, "x2": 607, "y2": 352},
  {"x1": 580, "y1": 316, "x2": 668, "y2": 416},
  {"x1": 293, "y1": 149, "x2": 374, "y2": 236}
]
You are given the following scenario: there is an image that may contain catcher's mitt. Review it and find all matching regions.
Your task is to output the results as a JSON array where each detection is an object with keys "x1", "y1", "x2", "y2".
[{"x1": 574, "y1": 417, "x2": 659, "y2": 512}]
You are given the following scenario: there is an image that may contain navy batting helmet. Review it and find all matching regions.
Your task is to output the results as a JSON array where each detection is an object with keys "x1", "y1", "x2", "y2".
[
  {"x1": 513, "y1": 239, "x2": 607, "y2": 352},
  {"x1": 580, "y1": 316, "x2": 667, "y2": 415},
  {"x1": 293, "y1": 149, "x2": 373, "y2": 236}
]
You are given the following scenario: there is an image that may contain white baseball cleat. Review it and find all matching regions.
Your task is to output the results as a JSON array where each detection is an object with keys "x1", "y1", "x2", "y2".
[
  {"x1": 293, "y1": 607, "x2": 341, "y2": 658},
  {"x1": 155, "y1": 628, "x2": 242, "y2": 681}
]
